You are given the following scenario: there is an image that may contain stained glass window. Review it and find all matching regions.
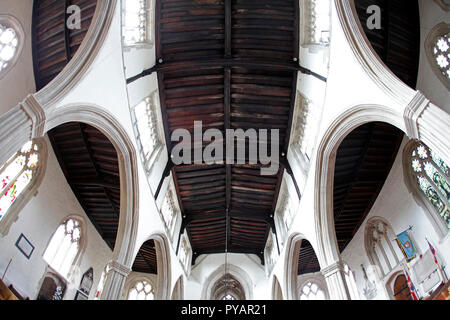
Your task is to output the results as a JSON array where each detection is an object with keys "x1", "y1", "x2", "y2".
[
  {"x1": 128, "y1": 280, "x2": 154, "y2": 300},
  {"x1": 43, "y1": 218, "x2": 82, "y2": 279},
  {"x1": 0, "y1": 141, "x2": 40, "y2": 222},
  {"x1": 410, "y1": 143, "x2": 450, "y2": 230},
  {"x1": 123, "y1": 0, "x2": 148, "y2": 45},
  {"x1": 94, "y1": 264, "x2": 111, "y2": 300},
  {"x1": 0, "y1": 23, "x2": 19, "y2": 72},
  {"x1": 432, "y1": 32, "x2": 450, "y2": 80}
]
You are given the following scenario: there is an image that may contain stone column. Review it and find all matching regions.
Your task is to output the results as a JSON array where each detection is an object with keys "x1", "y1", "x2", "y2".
[
  {"x1": 101, "y1": 260, "x2": 131, "y2": 300},
  {"x1": 0, "y1": 94, "x2": 46, "y2": 165},
  {"x1": 322, "y1": 261, "x2": 351, "y2": 300}
]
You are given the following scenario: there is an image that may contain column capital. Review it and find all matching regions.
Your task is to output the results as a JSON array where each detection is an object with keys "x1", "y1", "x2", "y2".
[
  {"x1": 109, "y1": 260, "x2": 132, "y2": 277},
  {"x1": 321, "y1": 260, "x2": 345, "y2": 278},
  {"x1": 403, "y1": 91, "x2": 429, "y2": 140},
  {"x1": 19, "y1": 94, "x2": 46, "y2": 138}
]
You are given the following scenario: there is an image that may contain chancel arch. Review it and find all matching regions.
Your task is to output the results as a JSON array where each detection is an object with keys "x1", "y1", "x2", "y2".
[{"x1": 201, "y1": 264, "x2": 253, "y2": 301}]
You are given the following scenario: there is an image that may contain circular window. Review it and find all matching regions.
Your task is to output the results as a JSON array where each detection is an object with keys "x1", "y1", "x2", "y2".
[
  {"x1": 0, "y1": 25, "x2": 19, "y2": 72},
  {"x1": 0, "y1": 15, "x2": 24, "y2": 79}
]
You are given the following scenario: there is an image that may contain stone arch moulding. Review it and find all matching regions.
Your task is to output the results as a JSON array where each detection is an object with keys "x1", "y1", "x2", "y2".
[
  {"x1": 271, "y1": 275, "x2": 284, "y2": 300},
  {"x1": 284, "y1": 233, "x2": 303, "y2": 300},
  {"x1": 0, "y1": 137, "x2": 48, "y2": 236},
  {"x1": 334, "y1": 0, "x2": 417, "y2": 106},
  {"x1": 145, "y1": 233, "x2": 172, "y2": 300},
  {"x1": 313, "y1": 104, "x2": 406, "y2": 269},
  {"x1": 33, "y1": 0, "x2": 118, "y2": 108},
  {"x1": 200, "y1": 264, "x2": 254, "y2": 300},
  {"x1": 0, "y1": 14, "x2": 25, "y2": 81},
  {"x1": 433, "y1": 0, "x2": 450, "y2": 11},
  {"x1": 171, "y1": 275, "x2": 184, "y2": 300},
  {"x1": 44, "y1": 103, "x2": 139, "y2": 270}
]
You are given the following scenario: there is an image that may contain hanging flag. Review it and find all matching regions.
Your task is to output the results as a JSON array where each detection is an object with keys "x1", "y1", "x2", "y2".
[
  {"x1": 426, "y1": 238, "x2": 438, "y2": 265},
  {"x1": 403, "y1": 267, "x2": 419, "y2": 300},
  {"x1": 396, "y1": 230, "x2": 417, "y2": 262}
]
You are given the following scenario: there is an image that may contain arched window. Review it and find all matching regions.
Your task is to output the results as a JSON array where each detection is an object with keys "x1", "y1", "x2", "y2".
[
  {"x1": 0, "y1": 15, "x2": 24, "y2": 78},
  {"x1": 0, "y1": 140, "x2": 45, "y2": 230},
  {"x1": 122, "y1": 0, "x2": 154, "y2": 46},
  {"x1": 160, "y1": 182, "x2": 181, "y2": 240},
  {"x1": 75, "y1": 268, "x2": 94, "y2": 300},
  {"x1": 212, "y1": 274, "x2": 246, "y2": 300},
  {"x1": 132, "y1": 91, "x2": 164, "y2": 173},
  {"x1": 407, "y1": 142, "x2": 450, "y2": 233},
  {"x1": 365, "y1": 218, "x2": 402, "y2": 277},
  {"x1": 300, "y1": 0, "x2": 331, "y2": 46},
  {"x1": 275, "y1": 180, "x2": 295, "y2": 245},
  {"x1": 425, "y1": 23, "x2": 450, "y2": 90},
  {"x1": 43, "y1": 218, "x2": 82, "y2": 279},
  {"x1": 94, "y1": 263, "x2": 111, "y2": 299},
  {"x1": 299, "y1": 281, "x2": 326, "y2": 300},
  {"x1": 264, "y1": 230, "x2": 278, "y2": 275},
  {"x1": 128, "y1": 280, "x2": 155, "y2": 300}
]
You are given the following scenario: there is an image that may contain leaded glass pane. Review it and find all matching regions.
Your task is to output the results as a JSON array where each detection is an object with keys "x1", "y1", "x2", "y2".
[
  {"x1": 123, "y1": 0, "x2": 147, "y2": 45},
  {"x1": 424, "y1": 162, "x2": 450, "y2": 203},
  {"x1": 417, "y1": 176, "x2": 445, "y2": 214},
  {"x1": 0, "y1": 24, "x2": 19, "y2": 72},
  {"x1": 432, "y1": 33, "x2": 450, "y2": 79},
  {"x1": 430, "y1": 149, "x2": 450, "y2": 177}
]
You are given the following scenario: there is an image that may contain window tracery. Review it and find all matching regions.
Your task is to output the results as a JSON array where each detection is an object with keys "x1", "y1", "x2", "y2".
[
  {"x1": 365, "y1": 218, "x2": 402, "y2": 277},
  {"x1": 410, "y1": 142, "x2": 450, "y2": 231},
  {"x1": 0, "y1": 23, "x2": 19, "y2": 73},
  {"x1": 43, "y1": 218, "x2": 82, "y2": 279},
  {"x1": 300, "y1": 0, "x2": 331, "y2": 46},
  {"x1": 128, "y1": 280, "x2": 155, "y2": 300},
  {"x1": 0, "y1": 141, "x2": 41, "y2": 222},
  {"x1": 299, "y1": 281, "x2": 326, "y2": 300},
  {"x1": 123, "y1": 0, "x2": 148, "y2": 46},
  {"x1": 161, "y1": 184, "x2": 180, "y2": 240},
  {"x1": 132, "y1": 91, "x2": 164, "y2": 173},
  {"x1": 425, "y1": 23, "x2": 450, "y2": 89},
  {"x1": 178, "y1": 232, "x2": 192, "y2": 273}
]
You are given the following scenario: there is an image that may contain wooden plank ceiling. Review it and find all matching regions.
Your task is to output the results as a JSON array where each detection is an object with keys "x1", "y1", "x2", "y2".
[
  {"x1": 354, "y1": 0, "x2": 420, "y2": 89},
  {"x1": 333, "y1": 122, "x2": 403, "y2": 253},
  {"x1": 132, "y1": 239, "x2": 158, "y2": 274},
  {"x1": 48, "y1": 123, "x2": 120, "y2": 250},
  {"x1": 32, "y1": 0, "x2": 98, "y2": 90},
  {"x1": 297, "y1": 239, "x2": 320, "y2": 275},
  {"x1": 156, "y1": 0, "x2": 299, "y2": 263}
]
